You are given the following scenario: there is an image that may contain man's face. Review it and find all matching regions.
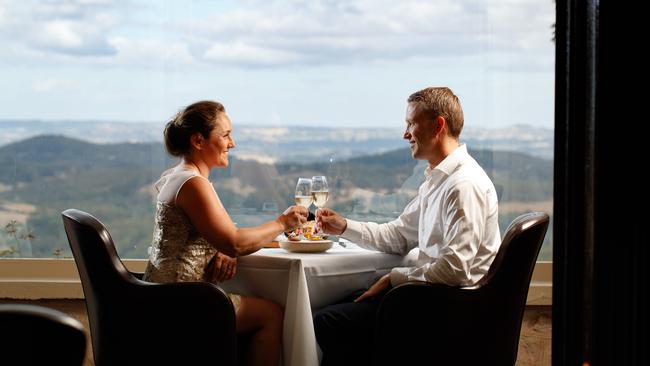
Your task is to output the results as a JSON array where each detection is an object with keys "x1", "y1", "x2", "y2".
[{"x1": 403, "y1": 102, "x2": 436, "y2": 161}]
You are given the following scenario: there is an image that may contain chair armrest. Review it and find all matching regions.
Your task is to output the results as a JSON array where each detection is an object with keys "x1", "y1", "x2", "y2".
[
  {"x1": 374, "y1": 281, "x2": 484, "y2": 365},
  {"x1": 133, "y1": 280, "x2": 236, "y2": 331},
  {"x1": 129, "y1": 271, "x2": 144, "y2": 280},
  {"x1": 96, "y1": 280, "x2": 237, "y2": 365},
  {"x1": 378, "y1": 281, "x2": 475, "y2": 319}
]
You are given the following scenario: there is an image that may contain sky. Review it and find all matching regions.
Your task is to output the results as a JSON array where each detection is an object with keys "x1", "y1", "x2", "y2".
[{"x1": 0, "y1": 0, "x2": 556, "y2": 129}]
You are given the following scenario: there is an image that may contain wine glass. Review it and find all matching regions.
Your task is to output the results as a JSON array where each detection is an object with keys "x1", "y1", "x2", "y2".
[
  {"x1": 294, "y1": 178, "x2": 313, "y2": 209},
  {"x1": 311, "y1": 175, "x2": 329, "y2": 239},
  {"x1": 311, "y1": 176, "x2": 329, "y2": 209}
]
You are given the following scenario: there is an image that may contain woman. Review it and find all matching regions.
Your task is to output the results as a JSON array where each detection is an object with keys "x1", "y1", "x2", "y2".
[{"x1": 144, "y1": 100, "x2": 307, "y2": 366}]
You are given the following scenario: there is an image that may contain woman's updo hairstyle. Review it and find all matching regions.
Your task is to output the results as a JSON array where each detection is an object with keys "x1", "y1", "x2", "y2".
[{"x1": 164, "y1": 100, "x2": 226, "y2": 157}]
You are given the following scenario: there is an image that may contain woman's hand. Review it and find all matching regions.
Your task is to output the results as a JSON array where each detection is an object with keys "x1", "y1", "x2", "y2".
[
  {"x1": 211, "y1": 252, "x2": 237, "y2": 282},
  {"x1": 315, "y1": 208, "x2": 347, "y2": 235},
  {"x1": 277, "y1": 205, "x2": 309, "y2": 231}
]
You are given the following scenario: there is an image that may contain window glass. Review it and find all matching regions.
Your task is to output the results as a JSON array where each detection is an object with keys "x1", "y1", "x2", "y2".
[{"x1": 0, "y1": 0, "x2": 554, "y2": 260}]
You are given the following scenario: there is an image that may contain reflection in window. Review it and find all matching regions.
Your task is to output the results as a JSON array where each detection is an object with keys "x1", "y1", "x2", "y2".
[{"x1": 0, "y1": 0, "x2": 554, "y2": 260}]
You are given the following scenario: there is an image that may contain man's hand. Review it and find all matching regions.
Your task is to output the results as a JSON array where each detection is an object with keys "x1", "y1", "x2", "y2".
[
  {"x1": 354, "y1": 274, "x2": 392, "y2": 302},
  {"x1": 315, "y1": 208, "x2": 347, "y2": 235},
  {"x1": 211, "y1": 252, "x2": 237, "y2": 282}
]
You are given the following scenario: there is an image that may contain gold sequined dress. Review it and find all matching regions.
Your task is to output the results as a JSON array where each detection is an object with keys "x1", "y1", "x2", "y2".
[{"x1": 143, "y1": 167, "x2": 241, "y2": 311}]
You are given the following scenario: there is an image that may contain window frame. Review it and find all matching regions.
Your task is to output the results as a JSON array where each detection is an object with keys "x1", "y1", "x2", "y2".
[{"x1": 0, "y1": 258, "x2": 552, "y2": 305}]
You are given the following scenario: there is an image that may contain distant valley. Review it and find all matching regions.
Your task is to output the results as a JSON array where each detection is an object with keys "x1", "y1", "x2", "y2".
[
  {"x1": 0, "y1": 120, "x2": 554, "y2": 163},
  {"x1": 0, "y1": 134, "x2": 553, "y2": 260}
]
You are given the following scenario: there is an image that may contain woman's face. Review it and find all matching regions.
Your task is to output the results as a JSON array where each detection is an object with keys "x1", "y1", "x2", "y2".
[{"x1": 203, "y1": 113, "x2": 236, "y2": 168}]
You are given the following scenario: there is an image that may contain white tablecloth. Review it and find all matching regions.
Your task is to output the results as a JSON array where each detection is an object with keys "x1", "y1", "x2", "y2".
[{"x1": 220, "y1": 245, "x2": 418, "y2": 366}]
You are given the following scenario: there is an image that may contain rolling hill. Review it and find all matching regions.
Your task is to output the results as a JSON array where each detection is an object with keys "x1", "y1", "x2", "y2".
[{"x1": 0, "y1": 135, "x2": 553, "y2": 259}]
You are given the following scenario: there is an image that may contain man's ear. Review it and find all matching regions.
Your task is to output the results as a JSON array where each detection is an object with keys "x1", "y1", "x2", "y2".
[
  {"x1": 434, "y1": 116, "x2": 446, "y2": 136},
  {"x1": 190, "y1": 133, "x2": 203, "y2": 150}
]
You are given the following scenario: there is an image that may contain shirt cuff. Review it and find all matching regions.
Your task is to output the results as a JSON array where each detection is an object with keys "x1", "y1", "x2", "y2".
[
  {"x1": 341, "y1": 219, "x2": 364, "y2": 244},
  {"x1": 389, "y1": 267, "x2": 410, "y2": 286}
]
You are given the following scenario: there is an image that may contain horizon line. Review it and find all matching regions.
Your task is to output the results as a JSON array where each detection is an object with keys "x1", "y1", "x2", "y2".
[{"x1": 0, "y1": 119, "x2": 553, "y2": 131}]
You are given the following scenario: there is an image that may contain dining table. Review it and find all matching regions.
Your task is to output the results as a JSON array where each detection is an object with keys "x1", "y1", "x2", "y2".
[{"x1": 220, "y1": 243, "x2": 418, "y2": 366}]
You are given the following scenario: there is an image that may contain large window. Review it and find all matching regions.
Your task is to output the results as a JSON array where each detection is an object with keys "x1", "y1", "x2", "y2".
[{"x1": 0, "y1": 0, "x2": 555, "y2": 260}]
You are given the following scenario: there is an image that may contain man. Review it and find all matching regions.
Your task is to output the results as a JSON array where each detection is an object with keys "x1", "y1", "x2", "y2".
[{"x1": 313, "y1": 87, "x2": 501, "y2": 365}]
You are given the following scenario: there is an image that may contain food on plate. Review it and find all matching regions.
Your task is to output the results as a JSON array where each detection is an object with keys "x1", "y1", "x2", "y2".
[
  {"x1": 302, "y1": 221, "x2": 316, "y2": 239},
  {"x1": 286, "y1": 231, "x2": 302, "y2": 241},
  {"x1": 284, "y1": 221, "x2": 327, "y2": 241}
]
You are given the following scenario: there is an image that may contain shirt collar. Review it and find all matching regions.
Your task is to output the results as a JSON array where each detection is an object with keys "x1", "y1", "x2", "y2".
[{"x1": 424, "y1": 144, "x2": 467, "y2": 179}]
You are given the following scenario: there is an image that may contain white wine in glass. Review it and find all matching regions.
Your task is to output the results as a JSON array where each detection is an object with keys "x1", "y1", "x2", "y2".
[
  {"x1": 312, "y1": 191, "x2": 329, "y2": 208},
  {"x1": 311, "y1": 176, "x2": 329, "y2": 208},
  {"x1": 295, "y1": 195, "x2": 313, "y2": 208},
  {"x1": 294, "y1": 178, "x2": 313, "y2": 209}
]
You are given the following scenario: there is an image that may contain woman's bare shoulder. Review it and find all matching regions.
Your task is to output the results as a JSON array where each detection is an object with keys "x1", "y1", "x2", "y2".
[{"x1": 179, "y1": 174, "x2": 213, "y2": 193}]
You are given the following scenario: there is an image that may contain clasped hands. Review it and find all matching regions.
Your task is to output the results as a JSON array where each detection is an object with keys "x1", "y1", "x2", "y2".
[{"x1": 210, "y1": 252, "x2": 238, "y2": 282}]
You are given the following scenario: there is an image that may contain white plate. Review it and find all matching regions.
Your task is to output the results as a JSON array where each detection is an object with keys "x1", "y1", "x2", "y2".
[{"x1": 278, "y1": 240, "x2": 334, "y2": 253}]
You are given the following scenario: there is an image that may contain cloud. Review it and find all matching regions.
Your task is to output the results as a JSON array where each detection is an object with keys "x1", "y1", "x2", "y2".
[
  {"x1": 1, "y1": 0, "x2": 119, "y2": 56},
  {"x1": 203, "y1": 42, "x2": 304, "y2": 66},
  {"x1": 185, "y1": 0, "x2": 554, "y2": 68},
  {"x1": 0, "y1": 0, "x2": 554, "y2": 69},
  {"x1": 30, "y1": 19, "x2": 117, "y2": 55},
  {"x1": 107, "y1": 37, "x2": 196, "y2": 67}
]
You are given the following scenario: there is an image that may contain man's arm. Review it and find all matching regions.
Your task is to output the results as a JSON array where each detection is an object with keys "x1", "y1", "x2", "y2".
[
  {"x1": 341, "y1": 195, "x2": 421, "y2": 256},
  {"x1": 389, "y1": 180, "x2": 493, "y2": 286}
]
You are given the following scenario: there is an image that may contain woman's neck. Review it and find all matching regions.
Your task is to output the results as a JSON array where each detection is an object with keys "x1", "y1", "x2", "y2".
[{"x1": 181, "y1": 157, "x2": 209, "y2": 178}]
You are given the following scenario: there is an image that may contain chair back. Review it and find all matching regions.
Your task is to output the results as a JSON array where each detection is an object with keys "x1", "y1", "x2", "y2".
[
  {"x1": 0, "y1": 304, "x2": 87, "y2": 365},
  {"x1": 61, "y1": 208, "x2": 137, "y2": 362},
  {"x1": 62, "y1": 208, "x2": 237, "y2": 365},
  {"x1": 374, "y1": 211, "x2": 549, "y2": 366},
  {"x1": 473, "y1": 211, "x2": 550, "y2": 362}
]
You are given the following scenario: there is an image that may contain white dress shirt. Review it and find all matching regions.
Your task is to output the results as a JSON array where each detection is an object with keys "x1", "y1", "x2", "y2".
[{"x1": 342, "y1": 144, "x2": 501, "y2": 286}]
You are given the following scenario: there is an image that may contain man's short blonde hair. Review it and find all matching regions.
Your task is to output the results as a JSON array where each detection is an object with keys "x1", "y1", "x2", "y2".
[{"x1": 407, "y1": 87, "x2": 464, "y2": 139}]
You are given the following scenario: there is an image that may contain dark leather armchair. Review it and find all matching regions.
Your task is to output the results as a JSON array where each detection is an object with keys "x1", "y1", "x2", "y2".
[
  {"x1": 61, "y1": 208, "x2": 237, "y2": 366},
  {"x1": 374, "y1": 212, "x2": 550, "y2": 366},
  {"x1": 0, "y1": 304, "x2": 87, "y2": 365}
]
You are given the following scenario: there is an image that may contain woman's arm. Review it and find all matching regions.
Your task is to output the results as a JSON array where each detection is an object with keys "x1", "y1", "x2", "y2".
[{"x1": 176, "y1": 176, "x2": 306, "y2": 257}]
